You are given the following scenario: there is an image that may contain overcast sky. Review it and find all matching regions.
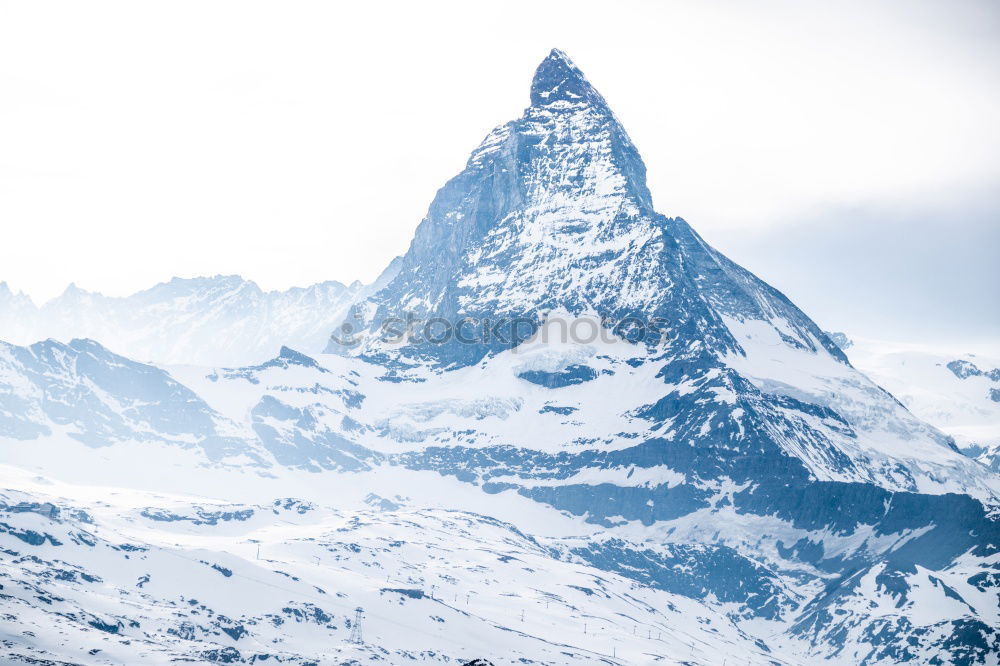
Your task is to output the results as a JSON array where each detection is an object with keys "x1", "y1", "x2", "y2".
[{"x1": 1, "y1": 0, "x2": 997, "y2": 347}]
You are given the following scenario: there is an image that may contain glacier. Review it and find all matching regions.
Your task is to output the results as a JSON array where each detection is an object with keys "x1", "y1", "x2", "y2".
[{"x1": 846, "y1": 336, "x2": 1000, "y2": 472}]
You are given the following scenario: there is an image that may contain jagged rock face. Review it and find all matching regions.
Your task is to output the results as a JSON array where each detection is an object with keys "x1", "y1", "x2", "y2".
[{"x1": 332, "y1": 49, "x2": 843, "y2": 367}]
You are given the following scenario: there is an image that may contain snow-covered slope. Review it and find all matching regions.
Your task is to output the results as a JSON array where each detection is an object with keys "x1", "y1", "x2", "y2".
[
  {"x1": 2, "y1": 335, "x2": 997, "y2": 663},
  {"x1": 0, "y1": 337, "x2": 264, "y2": 463},
  {"x1": 0, "y1": 276, "x2": 366, "y2": 367},
  {"x1": 3, "y1": 411, "x2": 998, "y2": 666},
  {"x1": 0, "y1": 467, "x2": 792, "y2": 665}
]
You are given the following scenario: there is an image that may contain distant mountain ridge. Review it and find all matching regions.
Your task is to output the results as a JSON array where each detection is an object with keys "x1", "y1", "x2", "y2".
[{"x1": 0, "y1": 274, "x2": 375, "y2": 367}]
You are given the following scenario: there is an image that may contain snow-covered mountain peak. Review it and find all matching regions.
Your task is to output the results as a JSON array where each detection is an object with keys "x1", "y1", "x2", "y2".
[
  {"x1": 332, "y1": 50, "x2": 833, "y2": 368},
  {"x1": 0, "y1": 281, "x2": 34, "y2": 307},
  {"x1": 523, "y1": 49, "x2": 652, "y2": 212},
  {"x1": 530, "y1": 48, "x2": 605, "y2": 107},
  {"x1": 56, "y1": 282, "x2": 93, "y2": 303}
]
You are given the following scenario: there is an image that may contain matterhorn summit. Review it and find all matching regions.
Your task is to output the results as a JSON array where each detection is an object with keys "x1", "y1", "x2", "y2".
[{"x1": 332, "y1": 50, "x2": 844, "y2": 367}]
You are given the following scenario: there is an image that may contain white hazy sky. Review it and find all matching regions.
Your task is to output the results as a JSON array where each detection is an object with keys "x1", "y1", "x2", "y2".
[{"x1": 1, "y1": 0, "x2": 998, "y2": 345}]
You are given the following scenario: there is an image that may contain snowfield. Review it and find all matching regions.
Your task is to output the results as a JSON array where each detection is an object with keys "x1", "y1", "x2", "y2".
[
  {"x1": 846, "y1": 337, "x2": 1000, "y2": 471},
  {"x1": 0, "y1": 466, "x2": 794, "y2": 665}
]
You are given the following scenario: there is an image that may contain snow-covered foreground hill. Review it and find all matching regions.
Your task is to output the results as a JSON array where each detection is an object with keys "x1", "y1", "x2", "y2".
[
  {"x1": 2, "y1": 450, "x2": 996, "y2": 666},
  {"x1": 1, "y1": 49, "x2": 999, "y2": 665},
  {"x1": 0, "y1": 465, "x2": 791, "y2": 665}
]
